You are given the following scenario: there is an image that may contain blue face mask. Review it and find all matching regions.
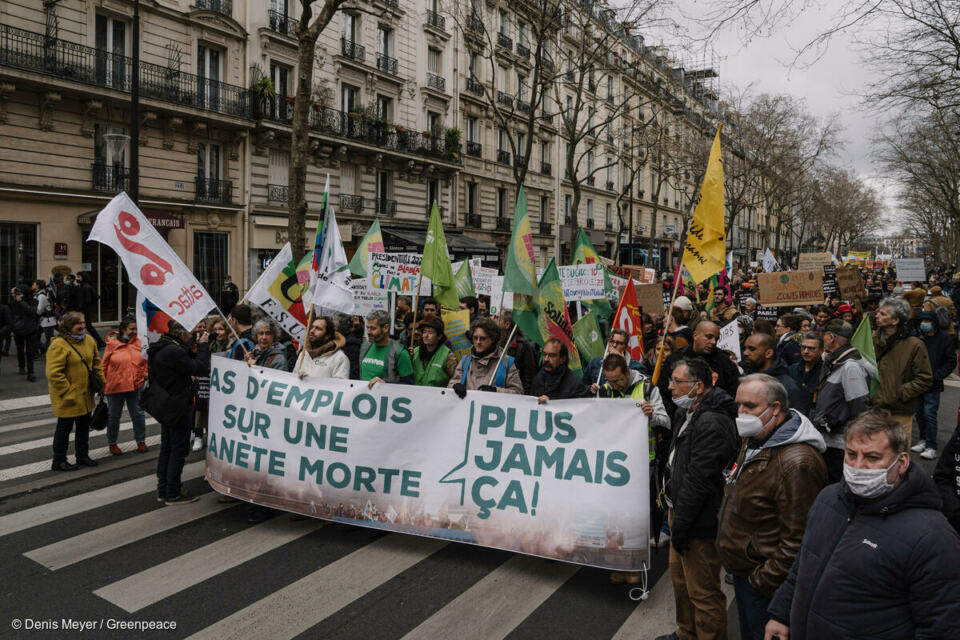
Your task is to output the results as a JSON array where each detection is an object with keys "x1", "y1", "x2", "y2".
[{"x1": 920, "y1": 321, "x2": 934, "y2": 333}]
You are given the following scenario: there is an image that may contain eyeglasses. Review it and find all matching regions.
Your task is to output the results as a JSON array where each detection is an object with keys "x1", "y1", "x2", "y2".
[{"x1": 669, "y1": 378, "x2": 696, "y2": 385}]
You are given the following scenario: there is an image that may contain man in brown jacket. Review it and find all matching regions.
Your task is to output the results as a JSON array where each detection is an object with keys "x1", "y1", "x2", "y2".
[
  {"x1": 874, "y1": 297, "x2": 933, "y2": 445},
  {"x1": 922, "y1": 285, "x2": 956, "y2": 336},
  {"x1": 719, "y1": 374, "x2": 827, "y2": 640}
]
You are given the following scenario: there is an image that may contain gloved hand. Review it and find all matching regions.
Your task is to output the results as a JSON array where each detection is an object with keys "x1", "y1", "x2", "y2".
[
  {"x1": 479, "y1": 385, "x2": 497, "y2": 393},
  {"x1": 452, "y1": 383, "x2": 467, "y2": 399}
]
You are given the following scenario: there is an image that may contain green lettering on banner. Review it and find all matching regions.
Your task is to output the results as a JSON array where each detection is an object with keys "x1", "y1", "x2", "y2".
[
  {"x1": 391, "y1": 397, "x2": 413, "y2": 423},
  {"x1": 284, "y1": 385, "x2": 314, "y2": 410},
  {"x1": 329, "y1": 426, "x2": 349, "y2": 453},
  {"x1": 266, "y1": 381, "x2": 288, "y2": 406},
  {"x1": 378, "y1": 467, "x2": 399, "y2": 493}
]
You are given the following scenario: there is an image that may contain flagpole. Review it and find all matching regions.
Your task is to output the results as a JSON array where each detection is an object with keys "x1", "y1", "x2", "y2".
[
  {"x1": 409, "y1": 277, "x2": 423, "y2": 350},
  {"x1": 651, "y1": 273, "x2": 683, "y2": 385},
  {"x1": 488, "y1": 323, "x2": 518, "y2": 386},
  {"x1": 294, "y1": 306, "x2": 316, "y2": 374}
]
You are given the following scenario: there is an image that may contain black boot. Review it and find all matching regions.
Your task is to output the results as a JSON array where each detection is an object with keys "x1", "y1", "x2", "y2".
[
  {"x1": 52, "y1": 460, "x2": 79, "y2": 471},
  {"x1": 76, "y1": 456, "x2": 98, "y2": 467}
]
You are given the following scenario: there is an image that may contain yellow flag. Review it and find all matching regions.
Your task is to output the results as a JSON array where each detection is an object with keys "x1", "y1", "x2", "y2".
[{"x1": 681, "y1": 125, "x2": 725, "y2": 284}]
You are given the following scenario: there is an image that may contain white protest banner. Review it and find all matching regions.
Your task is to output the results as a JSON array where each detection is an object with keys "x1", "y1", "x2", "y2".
[
  {"x1": 246, "y1": 243, "x2": 307, "y2": 343},
  {"x1": 207, "y1": 357, "x2": 650, "y2": 570},
  {"x1": 368, "y1": 252, "x2": 432, "y2": 294},
  {"x1": 349, "y1": 278, "x2": 389, "y2": 315},
  {"x1": 761, "y1": 248, "x2": 779, "y2": 273},
  {"x1": 717, "y1": 319, "x2": 741, "y2": 361},
  {"x1": 557, "y1": 264, "x2": 605, "y2": 301},
  {"x1": 472, "y1": 267, "x2": 498, "y2": 297},
  {"x1": 895, "y1": 258, "x2": 926, "y2": 282},
  {"x1": 488, "y1": 276, "x2": 513, "y2": 316},
  {"x1": 88, "y1": 192, "x2": 214, "y2": 329}
]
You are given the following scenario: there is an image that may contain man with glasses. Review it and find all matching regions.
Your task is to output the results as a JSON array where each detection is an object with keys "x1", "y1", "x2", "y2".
[
  {"x1": 655, "y1": 358, "x2": 739, "y2": 640},
  {"x1": 582, "y1": 328, "x2": 644, "y2": 394},
  {"x1": 449, "y1": 316, "x2": 523, "y2": 396},
  {"x1": 789, "y1": 331, "x2": 823, "y2": 417}
]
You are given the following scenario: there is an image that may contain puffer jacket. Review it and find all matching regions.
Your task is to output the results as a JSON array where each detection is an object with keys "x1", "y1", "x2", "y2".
[
  {"x1": 718, "y1": 410, "x2": 827, "y2": 597},
  {"x1": 448, "y1": 345, "x2": 523, "y2": 394},
  {"x1": 45, "y1": 333, "x2": 104, "y2": 418},
  {"x1": 663, "y1": 387, "x2": 740, "y2": 548},
  {"x1": 768, "y1": 465, "x2": 960, "y2": 639},
  {"x1": 873, "y1": 328, "x2": 932, "y2": 415},
  {"x1": 102, "y1": 331, "x2": 147, "y2": 394}
]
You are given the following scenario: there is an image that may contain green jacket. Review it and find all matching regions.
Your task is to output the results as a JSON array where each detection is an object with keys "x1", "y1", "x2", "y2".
[
  {"x1": 413, "y1": 344, "x2": 455, "y2": 387},
  {"x1": 874, "y1": 330, "x2": 933, "y2": 415}
]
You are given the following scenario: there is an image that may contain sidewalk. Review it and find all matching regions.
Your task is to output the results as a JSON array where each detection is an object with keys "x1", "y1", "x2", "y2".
[{"x1": 0, "y1": 353, "x2": 49, "y2": 404}]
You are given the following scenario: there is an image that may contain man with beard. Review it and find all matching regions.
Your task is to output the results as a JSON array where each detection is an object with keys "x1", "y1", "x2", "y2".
[
  {"x1": 708, "y1": 288, "x2": 738, "y2": 325},
  {"x1": 659, "y1": 320, "x2": 741, "y2": 419},
  {"x1": 294, "y1": 316, "x2": 349, "y2": 379},
  {"x1": 412, "y1": 314, "x2": 457, "y2": 387},
  {"x1": 449, "y1": 316, "x2": 523, "y2": 395},
  {"x1": 582, "y1": 328, "x2": 645, "y2": 393},
  {"x1": 741, "y1": 332, "x2": 806, "y2": 415},
  {"x1": 363, "y1": 310, "x2": 414, "y2": 387},
  {"x1": 531, "y1": 339, "x2": 588, "y2": 402}
]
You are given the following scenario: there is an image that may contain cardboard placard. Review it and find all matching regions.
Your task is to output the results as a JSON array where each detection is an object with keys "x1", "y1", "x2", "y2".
[
  {"x1": 757, "y1": 270, "x2": 824, "y2": 307},
  {"x1": 797, "y1": 252, "x2": 834, "y2": 270},
  {"x1": 835, "y1": 265, "x2": 867, "y2": 301},
  {"x1": 634, "y1": 283, "x2": 665, "y2": 316}
]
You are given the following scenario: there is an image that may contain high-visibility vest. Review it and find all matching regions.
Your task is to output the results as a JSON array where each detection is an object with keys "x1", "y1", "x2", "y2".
[
  {"x1": 603, "y1": 378, "x2": 657, "y2": 462},
  {"x1": 413, "y1": 344, "x2": 452, "y2": 387}
]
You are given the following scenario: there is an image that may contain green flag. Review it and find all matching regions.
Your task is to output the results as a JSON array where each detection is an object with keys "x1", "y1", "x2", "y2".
[
  {"x1": 851, "y1": 314, "x2": 880, "y2": 397},
  {"x1": 421, "y1": 201, "x2": 459, "y2": 310},
  {"x1": 573, "y1": 311, "x2": 605, "y2": 363},
  {"x1": 347, "y1": 218, "x2": 384, "y2": 277},
  {"x1": 454, "y1": 261, "x2": 476, "y2": 299},
  {"x1": 571, "y1": 229, "x2": 613, "y2": 319},
  {"x1": 502, "y1": 186, "x2": 539, "y2": 339},
  {"x1": 535, "y1": 257, "x2": 582, "y2": 374}
]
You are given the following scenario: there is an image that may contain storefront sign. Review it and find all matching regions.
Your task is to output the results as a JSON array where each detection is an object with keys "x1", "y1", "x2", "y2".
[{"x1": 54, "y1": 242, "x2": 68, "y2": 259}]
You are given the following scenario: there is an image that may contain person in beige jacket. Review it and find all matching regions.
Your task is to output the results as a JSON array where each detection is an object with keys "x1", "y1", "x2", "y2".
[
  {"x1": 448, "y1": 317, "x2": 523, "y2": 396},
  {"x1": 46, "y1": 311, "x2": 105, "y2": 471}
]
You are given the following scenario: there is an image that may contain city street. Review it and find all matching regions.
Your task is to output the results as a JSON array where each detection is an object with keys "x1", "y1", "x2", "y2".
[{"x1": 0, "y1": 361, "x2": 955, "y2": 640}]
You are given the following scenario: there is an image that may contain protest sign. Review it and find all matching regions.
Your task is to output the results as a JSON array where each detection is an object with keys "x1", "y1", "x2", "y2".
[
  {"x1": 757, "y1": 270, "x2": 824, "y2": 307},
  {"x1": 368, "y1": 252, "x2": 431, "y2": 294},
  {"x1": 487, "y1": 276, "x2": 514, "y2": 316},
  {"x1": 349, "y1": 278, "x2": 389, "y2": 315},
  {"x1": 756, "y1": 305, "x2": 780, "y2": 321},
  {"x1": 835, "y1": 265, "x2": 867, "y2": 301},
  {"x1": 761, "y1": 249, "x2": 779, "y2": 273},
  {"x1": 246, "y1": 243, "x2": 307, "y2": 344},
  {"x1": 895, "y1": 258, "x2": 926, "y2": 282},
  {"x1": 717, "y1": 320, "x2": 741, "y2": 361},
  {"x1": 206, "y1": 358, "x2": 650, "y2": 570},
  {"x1": 822, "y1": 265, "x2": 839, "y2": 298},
  {"x1": 442, "y1": 309, "x2": 472, "y2": 360},
  {"x1": 472, "y1": 266, "x2": 498, "y2": 297},
  {"x1": 797, "y1": 252, "x2": 833, "y2": 270},
  {"x1": 634, "y1": 283, "x2": 665, "y2": 315},
  {"x1": 556, "y1": 264, "x2": 605, "y2": 301}
]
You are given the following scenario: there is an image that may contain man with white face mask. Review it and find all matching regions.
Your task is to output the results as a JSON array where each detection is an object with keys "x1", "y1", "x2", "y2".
[
  {"x1": 718, "y1": 375, "x2": 826, "y2": 640},
  {"x1": 764, "y1": 411, "x2": 960, "y2": 640}
]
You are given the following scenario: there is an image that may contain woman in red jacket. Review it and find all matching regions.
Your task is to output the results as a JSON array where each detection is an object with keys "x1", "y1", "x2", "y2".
[{"x1": 102, "y1": 315, "x2": 149, "y2": 454}]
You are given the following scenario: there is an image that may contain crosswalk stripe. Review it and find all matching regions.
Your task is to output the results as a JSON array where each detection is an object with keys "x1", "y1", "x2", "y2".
[
  {"x1": 0, "y1": 461, "x2": 205, "y2": 538},
  {"x1": 94, "y1": 517, "x2": 325, "y2": 613},
  {"x1": 0, "y1": 418, "x2": 158, "y2": 455},
  {"x1": 0, "y1": 416, "x2": 57, "y2": 435},
  {"x1": 186, "y1": 534, "x2": 447, "y2": 640},
  {"x1": 0, "y1": 395, "x2": 52, "y2": 412},
  {"x1": 400, "y1": 554, "x2": 579, "y2": 640},
  {"x1": 0, "y1": 433, "x2": 162, "y2": 481},
  {"x1": 23, "y1": 491, "x2": 231, "y2": 571}
]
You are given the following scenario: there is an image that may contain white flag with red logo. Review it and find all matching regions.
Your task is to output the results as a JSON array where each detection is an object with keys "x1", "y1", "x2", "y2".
[
  {"x1": 88, "y1": 192, "x2": 215, "y2": 330},
  {"x1": 613, "y1": 277, "x2": 645, "y2": 360}
]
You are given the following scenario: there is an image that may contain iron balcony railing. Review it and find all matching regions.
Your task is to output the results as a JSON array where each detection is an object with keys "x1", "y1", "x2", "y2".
[
  {"x1": 605, "y1": 221, "x2": 614, "y2": 231},
  {"x1": 341, "y1": 37, "x2": 365, "y2": 62},
  {"x1": 539, "y1": 221, "x2": 552, "y2": 235},
  {"x1": 541, "y1": 161, "x2": 552, "y2": 175},
  {"x1": 586, "y1": 218, "x2": 595, "y2": 228},
  {"x1": 262, "y1": 96, "x2": 294, "y2": 122},
  {"x1": 517, "y1": 43, "x2": 531, "y2": 59},
  {"x1": 497, "y1": 90, "x2": 513, "y2": 108},
  {"x1": 466, "y1": 13, "x2": 484, "y2": 33},
  {"x1": 606, "y1": 180, "x2": 615, "y2": 191},
  {"x1": 340, "y1": 194, "x2": 364, "y2": 212},
  {"x1": 376, "y1": 198, "x2": 397, "y2": 216},
  {"x1": 516, "y1": 153, "x2": 527, "y2": 166},
  {"x1": 306, "y1": 106, "x2": 462, "y2": 164},
  {"x1": 497, "y1": 32, "x2": 512, "y2": 50},
  {"x1": 517, "y1": 99, "x2": 530, "y2": 113},
  {"x1": 465, "y1": 212, "x2": 482, "y2": 228},
  {"x1": 586, "y1": 176, "x2": 596, "y2": 186},
  {"x1": 268, "y1": 10, "x2": 298, "y2": 36},
  {"x1": 466, "y1": 141, "x2": 482, "y2": 157},
  {"x1": 426, "y1": 72, "x2": 446, "y2": 92},
  {"x1": 92, "y1": 162, "x2": 128, "y2": 193},
  {"x1": 466, "y1": 77, "x2": 483, "y2": 95},
  {"x1": 0, "y1": 24, "x2": 251, "y2": 118},
  {"x1": 196, "y1": 176, "x2": 232, "y2": 203},
  {"x1": 267, "y1": 184, "x2": 288, "y2": 202},
  {"x1": 425, "y1": 10, "x2": 446, "y2": 31},
  {"x1": 376, "y1": 53, "x2": 398, "y2": 75},
  {"x1": 496, "y1": 216, "x2": 511, "y2": 231},
  {"x1": 379, "y1": 0, "x2": 399, "y2": 6},
  {"x1": 497, "y1": 149, "x2": 511, "y2": 165},
  {"x1": 539, "y1": 54, "x2": 555, "y2": 72},
  {"x1": 196, "y1": 0, "x2": 232, "y2": 17}
]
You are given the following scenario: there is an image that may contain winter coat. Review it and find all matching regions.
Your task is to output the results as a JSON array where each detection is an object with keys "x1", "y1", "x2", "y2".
[
  {"x1": 581, "y1": 350, "x2": 645, "y2": 391},
  {"x1": 250, "y1": 342, "x2": 288, "y2": 371},
  {"x1": 147, "y1": 336, "x2": 210, "y2": 419},
  {"x1": 61, "y1": 283, "x2": 83, "y2": 313},
  {"x1": 767, "y1": 465, "x2": 960, "y2": 640},
  {"x1": 919, "y1": 328, "x2": 956, "y2": 392},
  {"x1": 530, "y1": 366, "x2": 589, "y2": 400},
  {"x1": 717, "y1": 410, "x2": 827, "y2": 597},
  {"x1": 934, "y1": 423, "x2": 960, "y2": 534},
  {"x1": 659, "y1": 345, "x2": 741, "y2": 419},
  {"x1": 811, "y1": 345, "x2": 875, "y2": 451},
  {"x1": 45, "y1": 334, "x2": 104, "y2": 418},
  {"x1": 503, "y1": 332, "x2": 538, "y2": 394},
  {"x1": 448, "y1": 345, "x2": 523, "y2": 394},
  {"x1": 708, "y1": 302, "x2": 738, "y2": 326},
  {"x1": 663, "y1": 387, "x2": 740, "y2": 547},
  {"x1": 0, "y1": 304, "x2": 12, "y2": 338},
  {"x1": 9, "y1": 298, "x2": 38, "y2": 336},
  {"x1": 294, "y1": 333, "x2": 350, "y2": 379},
  {"x1": 923, "y1": 294, "x2": 957, "y2": 335},
  {"x1": 776, "y1": 331, "x2": 802, "y2": 368},
  {"x1": 102, "y1": 331, "x2": 147, "y2": 395},
  {"x1": 343, "y1": 333, "x2": 362, "y2": 380},
  {"x1": 788, "y1": 360, "x2": 822, "y2": 418},
  {"x1": 873, "y1": 329, "x2": 933, "y2": 415}
]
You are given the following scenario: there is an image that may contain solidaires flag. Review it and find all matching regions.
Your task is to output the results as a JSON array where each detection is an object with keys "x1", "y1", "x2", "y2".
[
  {"x1": 572, "y1": 229, "x2": 613, "y2": 320},
  {"x1": 421, "y1": 202, "x2": 459, "y2": 310},
  {"x1": 503, "y1": 185, "x2": 539, "y2": 340},
  {"x1": 681, "y1": 125, "x2": 726, "y2": 284},
  {"x1": 536, "y1": 257, "x2": 581, "y2": 374}
]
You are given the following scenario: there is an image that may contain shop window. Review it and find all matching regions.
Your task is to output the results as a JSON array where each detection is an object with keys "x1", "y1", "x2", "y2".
[
  {"x1": 194, "y1": 232, "x2": 229, "y2": 304},
  {"x1": 0, "y1": 223, "x2": 37, "y2": 305}
]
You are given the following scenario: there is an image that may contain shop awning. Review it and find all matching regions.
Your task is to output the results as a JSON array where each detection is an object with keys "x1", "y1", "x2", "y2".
[
  {"x1": 77, "y1": 208, "x2": 184, "y2": 229},
  {"x1": 382, "y1": 227, "x2": 501, "y2": 257}
]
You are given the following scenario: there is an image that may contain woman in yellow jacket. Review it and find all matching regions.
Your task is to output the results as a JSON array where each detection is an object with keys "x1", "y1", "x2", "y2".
[{"x1": 45, "y1": 311, "x2": 105, "y2": 471}]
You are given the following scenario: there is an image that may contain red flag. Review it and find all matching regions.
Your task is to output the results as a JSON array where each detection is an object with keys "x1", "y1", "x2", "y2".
[{"x1": 613, "y1": 278, "x2": 645, "y2": 360}]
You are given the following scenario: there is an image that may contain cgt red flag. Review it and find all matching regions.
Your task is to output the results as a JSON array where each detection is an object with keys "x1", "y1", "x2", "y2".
[{"x1": 613, "y1": 277, "x2": 645, "y2": 360}]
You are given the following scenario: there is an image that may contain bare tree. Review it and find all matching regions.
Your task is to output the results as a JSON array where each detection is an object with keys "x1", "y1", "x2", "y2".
[{"x1": 809, "y1": 166, "x2": 883, "y2": 256}]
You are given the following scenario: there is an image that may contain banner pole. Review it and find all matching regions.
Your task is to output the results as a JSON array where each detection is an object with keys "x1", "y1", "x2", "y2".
[
  {"x1": 294, "y1": 306, "x2": 317, "y2": 373},
  {"x1": 488, "y1": 323, "x2": 518, "y2": 386},
  {"x1": 217, "y1": 308, "x2": 251, "y2": 358},
  {"x1": 409, "y1": 276, "x2": 423, "y2": 350},
  {"x1": 651, "y1": 272, "x2": 683, "y2": 385}
]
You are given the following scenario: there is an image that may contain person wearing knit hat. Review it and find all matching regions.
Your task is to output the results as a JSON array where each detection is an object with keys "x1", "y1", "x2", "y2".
[
  {"x1": 412, "y1": 313, "x2": 457, "y2": 387},
  {"x1": 834, "y1": 303, "x2": 856, "y2": 325}
]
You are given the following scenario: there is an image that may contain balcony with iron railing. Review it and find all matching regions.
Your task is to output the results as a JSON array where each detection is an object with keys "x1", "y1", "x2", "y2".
[
  {"x1": 496, "y1": 217, "x2": 511, "y2": 231},
  {"x1": 425, "y1": 10, "x2": 446, "y2": 31},
  {"x1": 516, "y1": 43, "x2": 531, "y2": 60},
  {"x1": 466, "y1": 141, "x2": 482, "y2": 157},
  {"x1": 268, "y1": 10, "x2": 298, "y2": 36},
  {"x1": 586, "y1": 218, "x2": 594, "y2": 228},
  {"x1": 541, "y1": 161, "x2": 552, "y2": 175},
  {"x1": 516, "y1": 153, "x2": 527, "y2": 166},
  {"x1": 466, "y1": 76, "x2": 483, "y2": 95},
  {"x1": 586, "y1": 176, "x2": 595, "y2": 186},
  {"x1": 196, "y1": 0, "x2": 232, "y2": 17},
  {"x1": 497, "y1": 91, "x2": 513, "y2": 108},
  {"x1": 466, "y1": 212, "x2": 482, "y2": 228},
  {"x1": 497, "y1": 32, "x2": 512, "y2": 50},
  {"x1": 261, "y1": 95, "x2": 294, "y2": 123},
  {"x1": 606, "y1": 180, "x2": 615, "y2": 191},
  {"x1": 466, "y1": 13, "x2": 484, "y2": 33},
  {"x1": 376, "y1": 53, "x2": 398, "y2": 75},
  {"x1": 341, "y1": 38, "x2": 365, "y2": 62},
  {"x1": 376, "y1": 197, "x2": 397, "y2": 216},
  {"x1": 605, "y1": 221, "x2": 614, "y2": 231},
  {"x1": 539, "y1": 54, "x2": 555, "y2": 72},
  {"x1": 539, "y1": 221, "x2": 552, "y2": 235},
  {"x1": 517, "y1": 99, "x2": 530, "y2": 113},
  {"x1": 426, "y1": 73, "x2": 446, "y2": 92},
  {"x1": 92, "y1": 162, "x2": 128, "y2": 193},
  {"x1": 0, "y1": 24, "x2": 252, "y2": 119},
  {"x1": 196, "y1": 176, "x2": 232, "y2": 203},
  {"x1": 267, "y1": 184, "x2": 288, "y2": 202},
  {"x1": 497, "y1": 149, "x2": 511, "y2": 165},
  {"x1": 340, "y1": 194, "x2": 364, "y2": 213}
]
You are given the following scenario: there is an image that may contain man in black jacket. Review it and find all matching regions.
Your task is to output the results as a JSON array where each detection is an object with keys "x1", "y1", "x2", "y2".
[
  {"x1": 742, "y1": 332, "x2": 808, "y2": 415},
  {"x1": 655, "y1": 358, "x2": 740, "y2": 640},
  {"x1": 765, "y1": 411, "x2": 960, "y2": 640},
  {"x1": 148, "y1": 321, "x2": 210, "y2": 505},
  {"x1": 498, "y1": 309, "x2": 538, "y2": 394},
  {"x1": 531, "y1": 339, "x2": 587, "y2": 402},
  {"x1": 658, "y1": 320, "x2": 741, "y2": 419},
  {"x1": 934, "y1": 423, "x2": 960, "y2": 533},
  {"x1": 788, "y1": 331, "x2": 823, "y2": 416},
  {"x1": 9, "y1": 286, "x2": 39, "y2": 381},
  {"x1": 912, "y1": 310, "x2": 957, "y2": 459}
]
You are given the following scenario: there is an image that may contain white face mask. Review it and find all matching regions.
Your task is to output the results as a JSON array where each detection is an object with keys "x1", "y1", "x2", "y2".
[
  {"x1": 736, "y1": 405, "x2": 774, "y2": 438},
  {"x1": 673, "y1": 387, "x2": 698, "y2": 410},
  {"x1": 843, "y1": 456, "x2": 903, "y2": 499}
]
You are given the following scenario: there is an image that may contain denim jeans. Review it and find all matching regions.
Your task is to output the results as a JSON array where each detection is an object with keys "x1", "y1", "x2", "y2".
[
  {"x1": 106, "y1": 390, "x2": 147, "y2": 445},
  {"x1": 733, "y1": 575, "x2": 771, "y2": 640},
  {"x1": 914, "y1": 390, "x2": 941, "y2": 450},
  {"x1": 52, "y1": 414, "x2": 91, "y2": 463},
  {"x1": 157, "y1": 414, "x2": 192, "y2": 499}
]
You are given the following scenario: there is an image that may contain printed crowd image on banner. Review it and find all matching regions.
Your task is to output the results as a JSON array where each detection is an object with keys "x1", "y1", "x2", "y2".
[{"x1": 206, "y1": 358, "x2": 651, "y2": 571}]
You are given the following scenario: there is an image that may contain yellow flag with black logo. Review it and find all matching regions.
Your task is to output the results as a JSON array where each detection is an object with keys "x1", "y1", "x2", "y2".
[{"x1": 681, "y1": 125, "x2": 726, "y2": 284}]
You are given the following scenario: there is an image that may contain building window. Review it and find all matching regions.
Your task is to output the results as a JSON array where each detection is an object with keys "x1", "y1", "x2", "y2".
[
  {"x1": 0, "y1": 223, "x2": 37, "y2": 306},
  {"x1": 342, "y1": 12, "x2": 358, "y2": 40},
  {"x1": 467, "y1": 183, "x2": 478, "y2": 215},
  {"x1": 428, "y1": 47, "x2": 442, "y2": 75},
  {"x1": 194, "y1": 232, "x2": 229, "y2": 304},
  {"x1": 467, "y1": 117, "x2": 478, "y2": 142},
  {"x1": 497, "y1": 188, "x2": 507, "y2": 219},
  {"x1": 605, "y1": 203, "x2": 612, "y2": 227},
  {"x1": 469, "y1": 52, "x2": 481, "y2": 81},
  {"x1": 197, "y1": 44, "x2": 222, "y2": 110},
  {"x1": 428, "y1": 179, "x2": 441, "y2": 212},
  {"x1": 607, "y1": 76, "x2": 614, "y2": 99},
  {"x1": 498, "y1": 128, "x2": 508, "y2": 151},
  {"x1": 517, "y1": 74, "x2": 527, "y2": 102},
  {"x1": 428, "y1": 111, "x2": 441, "y2": 134},
  {"x1": 197, "y1": 142, "x2": 221, "y2": 181},
  {"x1": 540, "y1": 140, "x2": 549, "y2": 163},
  {"x1": 377, "y1": 25, "x2": 393, "y2": 57},
  {"x1": 587, "y1": 151, "x2": 593, "y2": 174},
  {"x1": 270, "y1": 61, "x2": 290, "y2": 120},
  {"x1": 93, "y1": 123, "x2": 128, "y2": 192},
  {"x1": 606, "y1": 161, "x2": 612, "y2": 186},
  {"x1": 377, "y1": 170, "x2": 392, "y2": 203},
  {"x1": 377, "y1": 94, "x2": 393, "y2": 120},
  {"x1": 586, "y1": 199, "x2": 594, "y2": 222},
  {"x1": 341, "y1": 83, "x2": 359, "y2": 112},
  {"x1": 95, "y1": 14, "x2": 127, "y2": 89},
  {"x1": 564, "y1": 194, "x2": 571, "y2": 223},
  {"x1": 540, "y1": 195, "x2": 548, "y2": 221},
  {"x1": 516, "y1": 132, "x2": 526, "y2": 155},
  {"x1": 565, "y1": 96, "x2": 573, "y2": 119},
  {"x1": 498, "y1": 66, "x2": 508, "y2": 92},
  {"x1": 518, "y1": 21, "x2": 528, "y2": 48},
  {"x1": 499, "y1": 10, "x2": 509, "y2": 35}
]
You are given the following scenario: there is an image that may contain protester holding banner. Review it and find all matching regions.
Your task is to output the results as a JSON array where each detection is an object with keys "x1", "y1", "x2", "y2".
[
  {"x1": 46, "y1": 311, "x2": 105, "y2": 471},
  {"x1": 411, "y1": 314, "x2": 457, "y2": 388},
  {"x1": 531, "y1": 339, "x2": 588, "y2": 402},
  {"x1": 244, "y1": 320, "x2": 289, "y2": 372},
  {"x1": 599, "y1": 353, "x2": 670, "y2": 447},
  {"x1": 294, "y1": 316, "x2": 350, "y2": 380},
  {"x1": 102, "y1": 315, "x2": 148, "y2": 455},
  {"x1": 362, "y1": 310, "x2": 414, "y2": 386},
  {"x1": 583, "y1": 329, "x2": 645, "y2": 394},
  {"x1": 449, "y1": 317, "x2": 523, "y2": 396}
]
